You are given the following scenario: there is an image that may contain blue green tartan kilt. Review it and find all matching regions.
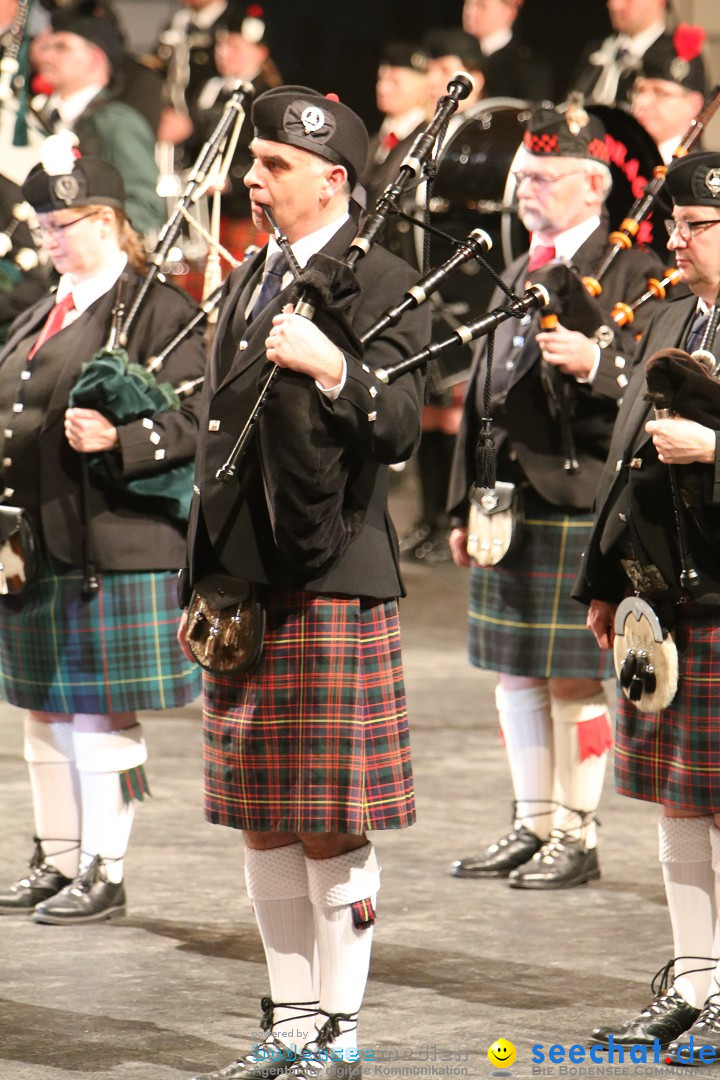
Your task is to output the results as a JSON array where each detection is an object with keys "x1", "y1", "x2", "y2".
[
  {"x1": 202, "y1": 590, "x2": 416, "y2": 835},
  {"x1": 468, "y1": 492, "x2": 614, "y2": 680},
  {"x1": 615, "y1": 606, "x2": 720, "y2": 812},
  {"x1": 0, "y1": 558, "x2": 201, "y2": 713}
]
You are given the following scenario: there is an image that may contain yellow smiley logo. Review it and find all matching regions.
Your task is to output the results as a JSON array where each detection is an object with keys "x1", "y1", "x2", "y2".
[{"x1": 488, "y1": 1039, "x2": 517, "y2": 1069}]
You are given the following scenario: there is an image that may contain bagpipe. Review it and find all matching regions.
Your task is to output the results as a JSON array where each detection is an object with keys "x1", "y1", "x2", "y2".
[
  {"x1": 66, "y1": 84, "x2": 256, "y2": 593},
  {"x1": 582, "y1": 85, "x2": 720, "y2": 297},
  {"x1": 0, "y1": 0, "x2": 31, "y2": 145},
  {"x1": 214, "y1": 71, "x2": 485, "y2": 486},
  {"x1": 611, "y1": 308, "x2": 720, "y2": 714},
  {"x1": 643, "y1": 306, "x2": 720, "y2": 588},
  {"x1": 502, "y1": 82, "x2": 720, "y2": 471}
]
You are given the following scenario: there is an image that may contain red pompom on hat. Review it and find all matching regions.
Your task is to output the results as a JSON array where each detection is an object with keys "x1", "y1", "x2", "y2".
[
  {"x1": 640, "y1": 26, "x2": 706, "y2": 94},
  {"x1": 325, "y1": 93, "x2": 340, "y2": 102},
  {"x1": 673, "y1": 23, "x2": 705, "y2": 63}
]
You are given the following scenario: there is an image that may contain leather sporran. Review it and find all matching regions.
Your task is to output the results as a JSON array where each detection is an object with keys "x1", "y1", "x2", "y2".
[
  {"x1": 186, "y1": 574, "x2": 265, "y2": 675},
  {"x1": 0, "y1": 505, "x2": 40, "y2": 595},
  {"x1": 612, "y1": 595, "x2": 679, "y2": 713},
  {"x1": 466, "y1": 481, "x2": 524, "y2": 566}
]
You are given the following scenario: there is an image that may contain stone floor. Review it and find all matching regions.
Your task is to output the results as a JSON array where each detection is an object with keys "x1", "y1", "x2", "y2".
[{"x1": 0, "y1": 471, "x2": 684, "y2": 1080}]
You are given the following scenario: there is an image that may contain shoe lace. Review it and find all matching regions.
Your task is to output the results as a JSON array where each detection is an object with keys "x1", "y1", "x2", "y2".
[
  {"x1": 283, "y1": 1045, "x2": 343, "y2": 1079},
  {"x1": 279, "y1": 1011, "x2": 360, "y2": 1077},
  {"x1": 510, "y1": 799, "x2": 556, "y2": 828},
  {"x1": 259, "y1": 994, "x2": 320, "y2": 1033},
  {"x1": 67, "y1": 857, "x2": 104, "y2": 895},
  {"x1": 651, "y1": 957, "x2": 718, "y2": 998},
  {"x1": 532, "y1": 828, "x2": 575, "y2": 861},
  {"x1": 27, "y1": 835, "x2": 79, "y2": 880},
  {"x1": 529, "y1": 810, "x2": 601, "y2": 862},
  {"x1": 696, "y1": 1000, "x2": 720, "y2": 1031},
  {"x1": 315, "y1": 1009, "x2": 358, "y2": 1049}
]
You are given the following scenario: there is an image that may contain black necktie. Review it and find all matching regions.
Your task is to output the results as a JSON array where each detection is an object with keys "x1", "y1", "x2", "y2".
[
  {"x1": 249, "y1": 253, "x2": 286, "y2": 323},
  {"x1": 47, "y1": 107, "x2": 61, "y2": 131},
  {"x1": 685, "y1": 311, "x2": 711, "y2": 356}
]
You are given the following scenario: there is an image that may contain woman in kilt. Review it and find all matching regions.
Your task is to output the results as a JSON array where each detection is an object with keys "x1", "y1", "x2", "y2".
[
  {"x1": 577, "y1": 153, "x2": 720, "y2": 1059},
  {"x1": 0, "y1": 141, "x2": 204, "y2": 924},
  {"x1": 447, "y1": 103, "x2": 663, "y2": 890},
  {"x1": 178, "y1": 86, "x2": 428, "y2": 1080}
]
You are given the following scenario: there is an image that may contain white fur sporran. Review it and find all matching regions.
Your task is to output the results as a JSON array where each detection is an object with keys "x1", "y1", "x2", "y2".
[
  {"x1": 466, "y1": 481, "x2": 524, "y2": 566},
  {"x1": 612, "y1": 595, "x2": 679, "y2": 713}
]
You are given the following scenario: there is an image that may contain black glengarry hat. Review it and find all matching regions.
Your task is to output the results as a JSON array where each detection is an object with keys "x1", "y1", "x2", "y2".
[
  {"x1": 22, "y1": 135, "x2": 125, "y2": 213},
  {"x1": 523, "y1": 99, "x2": 610, "y2": 163},
  {"x1": 252, "y1": 85, "x2": 369, "y2": 185},
  {"x1": 640, "y1": 25, "x2": 707, "y2": 95},
  {"x1": 379, "y1": 41, "x2": 429, "y2": 73},
  {"x1": 51, "y1": 3, "x2": 125, "y2": 72},
  {"x1": 665, "y1": 152, "x2": 720, "y2": 208},
  {"x1": 218, "y1": 3, "x2": 271, "y2": 47},
  {"x1": 423, "y1": 29, "x2": 485, "y2": 73}
]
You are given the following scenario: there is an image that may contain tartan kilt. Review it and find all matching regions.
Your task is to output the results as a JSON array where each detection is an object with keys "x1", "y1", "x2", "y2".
[
  {"x1": 468, "y1": 492, "x2": 613, "y2": 680},
  {"x1": 220, "y1": 216, "x2": 268, "y2": 261},
  {"x1": 615, "y1": 606, "x2": 720, "y2": 812},
  {"x1": 202, "y1": 590, "x2": 415, "y2": 834},
  {"x1": 0, "y1": 558, "x2": 201, "y2": 713}
]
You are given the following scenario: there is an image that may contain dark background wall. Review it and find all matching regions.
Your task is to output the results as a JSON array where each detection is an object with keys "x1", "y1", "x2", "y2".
[{"x1": 264, "y1": 0, "x2": 614, "y2": 128}]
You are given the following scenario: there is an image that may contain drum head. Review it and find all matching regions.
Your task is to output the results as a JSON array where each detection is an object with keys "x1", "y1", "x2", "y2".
[
  {"x1": 418, "y1": 100, "x2": 666, "y2": 390},
  {"x1": 420, "y1": 101, "x2": 533, "y2": 390},
  {"x1": 432, "y1": 99, "x2": 533, "y2": 270}
]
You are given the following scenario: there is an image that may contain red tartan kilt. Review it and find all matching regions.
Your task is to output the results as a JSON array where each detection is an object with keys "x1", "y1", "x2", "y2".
[
  {"x1": 615, "y1": 606, "x2": 720, "y2": 812},
  {"x1": 220, "y1": 217, "x2": 268, "y2": 261},
  {"x1": 202, "y1": 590, "x2": 416, "y2": 834},
  {"x1": 166, "y1": 219, "x2": 269, "y2": 303}
]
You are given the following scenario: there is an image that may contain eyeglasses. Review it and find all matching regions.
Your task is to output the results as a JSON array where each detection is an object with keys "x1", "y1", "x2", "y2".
[
  {"x1": 512, "y1": 170, "x2": 587, "y2": 189},
  {"x1": 38, "y1": 211, "x2": 101, "y2": 238},
  {"x1": 664, "y1": 218, "x2": 720, "y2": 242}
]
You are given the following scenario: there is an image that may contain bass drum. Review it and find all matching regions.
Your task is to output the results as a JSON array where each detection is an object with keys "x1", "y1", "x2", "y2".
[
  {"x1": 426, "y1": 102, "x2": 666, "y2": 389},
  {"x1": 585, "y1": 105, "x2": 666, "y2": 261},
  {"x1": 424, "y1": 99, "x2": 533, "y2": 390}
]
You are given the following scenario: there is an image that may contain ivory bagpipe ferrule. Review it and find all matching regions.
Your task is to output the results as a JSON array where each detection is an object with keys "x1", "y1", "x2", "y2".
[
  {"x1": 375, "y1": 284, "x2": 550, "y2": 385},
  {"x1": 360, "y1": 227, "x2": 492, "y2": 346},
  {"x1": 119, "y1": 81, "x2": 255, "y2": 346},
  {"x1": 346, "y1": 72, "x2": 475, "y2": 268}
]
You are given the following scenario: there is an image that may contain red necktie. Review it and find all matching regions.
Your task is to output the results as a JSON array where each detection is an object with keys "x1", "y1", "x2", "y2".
[
  {"x1": 28, "y1": 293, "x2": 76, "y2": 360},
  {"x1": 382, "y1": 131, "x2": 399, "y2": 151},
  {"x1": 527, "y1": 244, "x2": 556, "y2": 272}
]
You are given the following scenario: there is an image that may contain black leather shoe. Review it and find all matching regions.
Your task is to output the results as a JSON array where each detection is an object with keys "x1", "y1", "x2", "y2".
[
  {"x1": 591, "y1": 987, "x2": 700, "y2": 1048},
  {"x1": 451, "y1": 825, "x2": 543, "y2": 878},
  {"x1": 666, "y1": 1000, "x2": 720, "y2": 1063},
  {"x1": 412, "y1": 527, "x2": 452, "y2": 564},
  {"x1": 277, "y1": 1048, "x2": 362, "y2": 1079},
  {"x1": 508, "y1": 832, "x2": 600, "y2": 889},
  {"x1": 0, "y1": 855, "x2": 72, "y2": 914},
  {"x1": 399, "y1": 523, "x2": 432, "y2": 556},
  {"x1": 33, "y1": 857, "x2": 126, "y2": 924},
  {"x1": 192, "y1": 1036, "x2": 299, "y2": 1079}
]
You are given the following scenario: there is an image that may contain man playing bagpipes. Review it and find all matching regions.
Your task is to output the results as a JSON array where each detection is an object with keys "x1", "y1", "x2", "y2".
[
  {"x1": 177, "y1": 85, "x2": 430, "y2": 1080},
  {"x1": 447, "y1": 102, "x2": 664, "y2": 891},
  {"x1": 576, "y1": 151, "x2": 720, "y2": 1059}
]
